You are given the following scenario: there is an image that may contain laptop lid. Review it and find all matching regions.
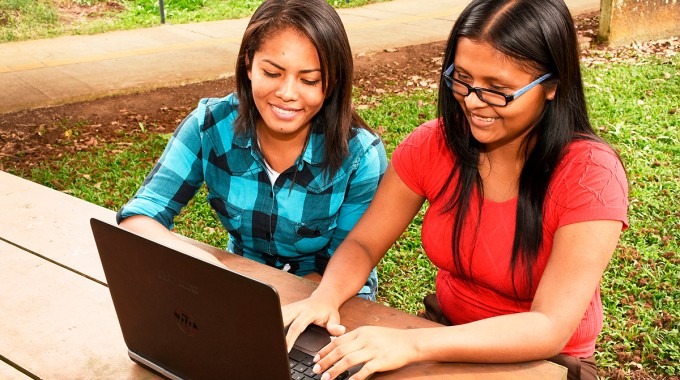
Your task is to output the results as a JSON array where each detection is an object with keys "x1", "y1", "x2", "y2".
[{"x1": 90, "y1": 217, "x2": 327, "y2": 379}]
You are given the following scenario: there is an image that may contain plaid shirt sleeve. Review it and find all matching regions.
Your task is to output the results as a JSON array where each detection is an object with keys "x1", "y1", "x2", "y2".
[
  {"x1": 321, "y1": 131, "x2": 387, "y2": 265},
  {"x1": 116, "y1": 97, "x2": 234, "y2": 227}
]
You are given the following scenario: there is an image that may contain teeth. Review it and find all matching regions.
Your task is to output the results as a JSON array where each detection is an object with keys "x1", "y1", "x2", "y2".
[
  {"x1": 473, "y1": 114, "x2": 495, "y2": 122},
  {"x1": 273, "y1": 105, "x2": 297, "y2": 115}
]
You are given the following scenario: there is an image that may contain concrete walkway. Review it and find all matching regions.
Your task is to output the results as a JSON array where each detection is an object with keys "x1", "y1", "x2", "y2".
[{"x1": 0, "y1": 0, "x2": 599, "y2": 114}]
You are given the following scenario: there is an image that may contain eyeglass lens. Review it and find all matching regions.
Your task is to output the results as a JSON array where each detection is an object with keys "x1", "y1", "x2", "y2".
[{"x1": 450, "y1": 80, "x2": 507, "y2": 106}]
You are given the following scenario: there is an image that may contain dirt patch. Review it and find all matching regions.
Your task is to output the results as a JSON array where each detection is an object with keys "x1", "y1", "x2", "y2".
[
  {"x1": 58, "y1": 0, "x2": 126, "y2": 26},
  {"x1": 0, "y1": 37, "x2": 448, "y2": 174}
]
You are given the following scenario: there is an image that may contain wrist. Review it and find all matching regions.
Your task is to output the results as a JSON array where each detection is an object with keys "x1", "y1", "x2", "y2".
[
  {"x1": 404, "y1": 328, "x2": 432, "y2": 363},
  {"x1": 309, "y1": 286, "x2": 345, "y2": 310}
]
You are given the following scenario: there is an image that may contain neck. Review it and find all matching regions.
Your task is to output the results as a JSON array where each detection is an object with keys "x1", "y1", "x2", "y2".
[
  {"x1": 256, "y1": 122, "x2": 310, "y2": 173},
  {"x1": 478, "y1": 141, "x2": 530, "y2": 202}
]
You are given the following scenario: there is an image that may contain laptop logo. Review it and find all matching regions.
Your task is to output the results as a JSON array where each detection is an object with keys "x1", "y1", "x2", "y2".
[
  {"x1": 158, "y1": 270, "x2": 199, "y2": 294},
  {"x1": 174, "y1": 309, "x2": 199, "y2": 336}
]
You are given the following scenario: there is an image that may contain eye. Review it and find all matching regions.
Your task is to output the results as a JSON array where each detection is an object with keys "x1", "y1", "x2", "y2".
[
  {"x1": 454, "y1": 71, "x2": 473, "y2": 83},
  {"x1": 490, "y1": 84, "x2": 509, "y2": 91},
  {"x1": 263, "y1": 70, "x2": 279, "y2": 78},
  {"x1": 301, "y1": 79, "x2": 321, "y2": 87}
]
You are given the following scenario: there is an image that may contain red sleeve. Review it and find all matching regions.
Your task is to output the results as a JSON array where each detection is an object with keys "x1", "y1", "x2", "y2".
[
  {"x1": 548, "y1": 140, "x2": 629, "y2": 230},
  {"x1": 391, "y1": 119, "x2": 451, "y2": 199}
]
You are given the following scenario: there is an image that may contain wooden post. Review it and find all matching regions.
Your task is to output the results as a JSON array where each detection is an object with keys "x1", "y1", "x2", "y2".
[
  {"x1": 599, "y1": 0, "x2": 680, "y2": 46},
  {"x1": 159, "y1": 0, "x2": 166, "y2": 24}
]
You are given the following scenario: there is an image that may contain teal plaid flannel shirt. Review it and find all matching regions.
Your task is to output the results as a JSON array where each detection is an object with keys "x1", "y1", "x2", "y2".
[{"x1": 117, "y1": 94, "x2": 387, "y2": 299}]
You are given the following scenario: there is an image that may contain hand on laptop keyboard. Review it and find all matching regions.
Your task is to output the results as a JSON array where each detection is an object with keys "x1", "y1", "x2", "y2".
[{"x1": 289, "y1": 348, "x2": 350, "y2": 380}]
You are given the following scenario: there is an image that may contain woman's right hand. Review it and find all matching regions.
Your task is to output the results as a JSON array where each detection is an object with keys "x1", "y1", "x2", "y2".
[{"x1": 282, "y1": 295, "x2": 345, "y2": 352}]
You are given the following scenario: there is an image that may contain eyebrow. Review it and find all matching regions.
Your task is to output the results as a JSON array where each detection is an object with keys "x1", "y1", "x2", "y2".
[{"x1": 262, "y1": 59, "x2": 321, "y2": 74}]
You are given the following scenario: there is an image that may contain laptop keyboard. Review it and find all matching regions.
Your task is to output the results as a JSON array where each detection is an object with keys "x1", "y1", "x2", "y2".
[{"x1": 289, "y1": 348, "x2": 350, "y2": 380}]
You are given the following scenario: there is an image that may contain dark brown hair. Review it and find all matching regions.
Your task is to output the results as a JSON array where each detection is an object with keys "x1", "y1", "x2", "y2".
[
  {"x1": 437, "y1": 0, "x2": 611, "y2": 295},
  {"x1": 234, "y1": 0, "x2": 370, "y2": 178}
]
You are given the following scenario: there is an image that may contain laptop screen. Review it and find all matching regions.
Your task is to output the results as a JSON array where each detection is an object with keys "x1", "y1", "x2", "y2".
[{"x1": 91, "y1": 218, "x2": 311, "y2": 379}]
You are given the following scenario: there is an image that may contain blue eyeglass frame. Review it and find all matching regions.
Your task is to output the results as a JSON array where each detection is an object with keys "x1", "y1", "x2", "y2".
[{"x1": 442, "y1": 64, "x2": 553, "y2": 107}]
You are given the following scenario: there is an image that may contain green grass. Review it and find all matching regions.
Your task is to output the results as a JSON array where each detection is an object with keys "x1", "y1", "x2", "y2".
[
  {"x1": 0, "y1": 0, "x2": 388, "y2": 43},
  {"x1": 583, "y1": 55, "x2": 680, "y2": 376},
  {"x1": 0, "y1": 0, "x2": 60, "y2": 41},
  {"x1": 7, "y1": 57, "x2": 679, "y2": 378}
]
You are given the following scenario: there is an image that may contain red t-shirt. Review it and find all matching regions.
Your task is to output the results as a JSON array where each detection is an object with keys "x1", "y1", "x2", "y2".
[{"x1": 392, "y1": 119, "x2": 629, "y2": 357}]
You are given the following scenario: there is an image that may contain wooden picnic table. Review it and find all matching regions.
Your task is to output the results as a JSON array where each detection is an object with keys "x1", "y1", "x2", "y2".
[{"x1": 0, "y1": 170, "x2": 567, "y2": 379}]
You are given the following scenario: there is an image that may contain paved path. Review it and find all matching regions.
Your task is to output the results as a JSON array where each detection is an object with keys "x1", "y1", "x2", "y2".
[{"x1": 0, "y1": 0, "x2": 599, "y2": 114}]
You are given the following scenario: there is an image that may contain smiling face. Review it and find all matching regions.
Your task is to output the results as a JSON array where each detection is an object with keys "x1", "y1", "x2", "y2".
[
  {"x1": 453, "y1": 37, "x2": 556, "y2": 154},
  {"x1": 247, "y1": 27, "x2": 324, "y2": 143}
]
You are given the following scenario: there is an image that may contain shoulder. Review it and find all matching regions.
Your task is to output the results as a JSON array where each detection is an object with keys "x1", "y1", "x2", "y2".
[
  {"x1": 556, "y1": 138, "x2": 626, "y2": 180},
  {"x1": 401, "y1": 119, "x2": 444, "y2": 147},
  {"x1": 548, "y1": 138, "x2": 629, "y2": 225},
  {"x1": 198, "y1": 92, "x2": 239, "y2": 111},
  {"x1": 391, "y1": 119, "x2": 453, "y2": 198},
  {"x1": 347, "y1": 127, "x2": 387, "y2": 165},
  {"x1": 562, "y1": 138, "x2": 621, "y2": 163},
  {"x1": 393, "y1": 119, "x2": 448, "y2": 163},
  {"x1": 189, "y1": 93, "x2": 240, "y2": 132}
]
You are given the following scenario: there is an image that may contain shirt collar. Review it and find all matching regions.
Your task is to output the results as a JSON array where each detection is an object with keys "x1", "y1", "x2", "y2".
[
  {"x1": 233, "y1": 123, "x2": 326, "y2": 167},
  {"x1": 302, "y1": 129, "x2": 325, "y2": 166},
  {"x1": 233, "y1": 129, "x2": 253, "y2": 149}
]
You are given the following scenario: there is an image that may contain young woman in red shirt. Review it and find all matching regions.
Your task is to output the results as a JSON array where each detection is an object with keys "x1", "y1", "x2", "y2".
[{"x1": 283, "y1": 0, "x2": 628, "y2": 379}]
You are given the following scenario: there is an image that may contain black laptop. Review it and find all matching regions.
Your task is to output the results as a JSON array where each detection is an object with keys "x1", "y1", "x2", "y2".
[{"x1": 90, "y1": 218, "x2": 354, "y2": 380}]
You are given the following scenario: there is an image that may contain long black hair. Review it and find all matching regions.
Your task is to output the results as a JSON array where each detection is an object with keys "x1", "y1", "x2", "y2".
[
  {"x1": 233, "y1": 0, "x2": 370, "y2": 178},
  {"x1": 437, "y1": 0, "x2": 600, "y2": 295}
]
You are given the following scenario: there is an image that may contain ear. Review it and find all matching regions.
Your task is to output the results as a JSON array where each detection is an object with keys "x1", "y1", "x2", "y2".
[
  {"x1": 545, "y1": 83, "x2": 557, "y2": 101},
  {"x1": 246, "y1": 56, "x2": 252, "y2": 81}
]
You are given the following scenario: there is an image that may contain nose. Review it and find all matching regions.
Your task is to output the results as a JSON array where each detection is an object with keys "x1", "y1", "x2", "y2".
[
  {"x1": 464, "y1": 89, "x2": 487, "y2": 108},
  {"x1": 275, "y1": 76, "x2": 298, "y2": 102}
]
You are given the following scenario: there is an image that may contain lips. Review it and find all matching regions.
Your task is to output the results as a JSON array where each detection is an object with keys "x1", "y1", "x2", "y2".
[
  {"x1": 270, "y1": 103, "x2": 301, "y2": 120},
  {"x1": 468, "y1": 112, "x2": 498, "y2": 128}
]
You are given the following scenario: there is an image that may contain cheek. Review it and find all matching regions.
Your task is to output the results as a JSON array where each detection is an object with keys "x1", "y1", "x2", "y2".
[
  {"x1": 303, "y1": 88, "x2": 325, "y2": 109},
  {"x1": 250, "y1": 77, "x2": 273, "y2": 100},
  {"x1": 497, "y1": 102, "x2": 544, "y2": 130}
]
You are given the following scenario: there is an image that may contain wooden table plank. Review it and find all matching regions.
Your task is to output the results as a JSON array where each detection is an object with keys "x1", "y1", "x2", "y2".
[
  {"x1": 0, "y1": 241, "x2": 159, "y2": 379},
  {"x1": 0, "y1": 171, "x2": 116, "y2": 283},
  {"x1": 0, "y1": 362, "x2": 31, "y2": 380}
]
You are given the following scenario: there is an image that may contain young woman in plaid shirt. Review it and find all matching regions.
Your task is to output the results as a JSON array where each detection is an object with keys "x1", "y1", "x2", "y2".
[{"x1": 117, "y1": 0, "x2": 387, "y2": 300}]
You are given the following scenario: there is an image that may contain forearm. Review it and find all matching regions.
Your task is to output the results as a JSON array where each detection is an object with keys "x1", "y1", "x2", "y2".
[
  {"x1": 409, "y1": 311, "x2": 566, "y2": 364},
  {"x1": 310, "y1": 239, "x2": 378, "y2": 309},
  {"x1": 119, "y1": 215, "x2": 225, "y2": 267}
]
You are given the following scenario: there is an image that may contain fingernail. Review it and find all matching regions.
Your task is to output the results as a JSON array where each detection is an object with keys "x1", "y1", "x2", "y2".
[
  {"x1": 313, "y1": 354, "x2": 320, "y2": 362},
  {"x1": 313, "y1": 364, "x2": 321, "y2": 374},
  {"x1": 321, "y1": 373, "x2": 330, "y2": 380}
]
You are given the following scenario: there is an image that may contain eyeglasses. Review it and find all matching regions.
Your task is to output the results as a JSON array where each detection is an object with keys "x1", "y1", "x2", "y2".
[{"x1": 442, "y1": 64, "x2": 552, "y2": 107}]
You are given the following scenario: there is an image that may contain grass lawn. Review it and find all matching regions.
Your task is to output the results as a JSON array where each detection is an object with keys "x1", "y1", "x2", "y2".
[{"x1": 15, "y1": 52, "x2": 680, "y2": 378}]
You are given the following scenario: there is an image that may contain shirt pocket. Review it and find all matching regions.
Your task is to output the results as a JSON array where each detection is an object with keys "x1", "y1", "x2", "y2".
[
  {"x1": 208, "y1": 194, "x2": 243, "y2": 237},
  {"x1": 294, "y1": 216, "x2": 337, "y2": 253}
]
